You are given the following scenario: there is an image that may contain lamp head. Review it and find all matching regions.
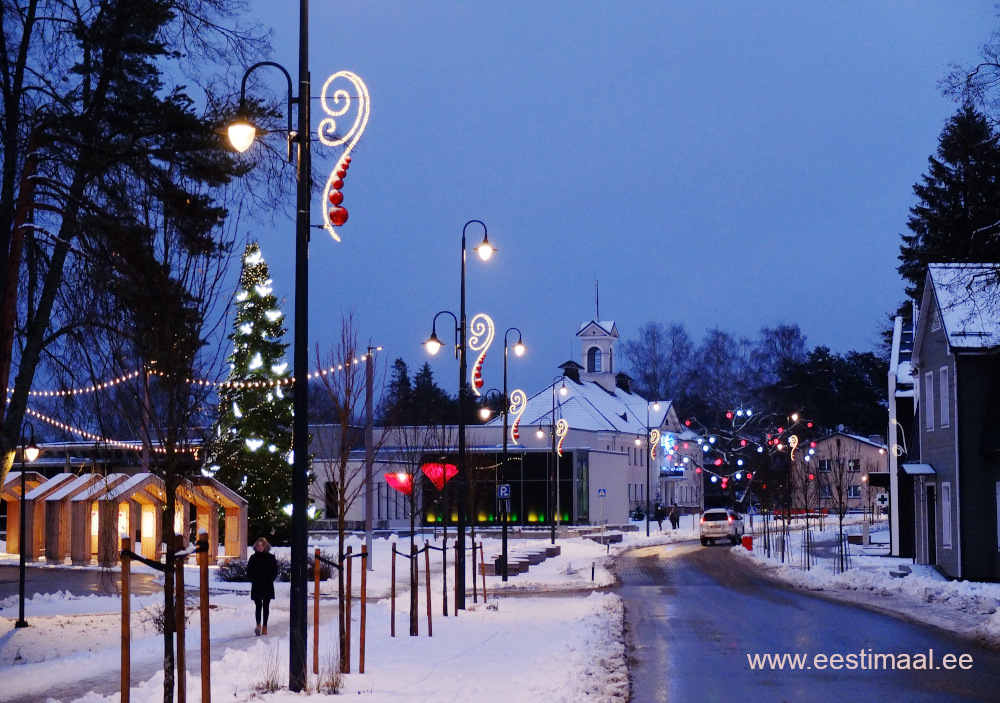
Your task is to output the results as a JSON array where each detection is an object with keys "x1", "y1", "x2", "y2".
[
  {"x1": 424, "y1": 331, "x2": 444, "y2": 356},
  {"x1": 479, "y1": 406, "x2": 492, "y2": 421},
  {"x1": 227, "y1": 119, "x2": 258, "y2": 153},
  {"x1": 475, "y1": 233, "x2": 495, "y2": 261},
  {"x1": 24, "y1": 444, "x2": 39, "y2": 463},
  {"x1": 513, "y1": 339, "x2": 525, "y2": 357},
  {"x1": 536, "y1": 426, "x2": 545, "y2": 440},
  {"x1": 559, "y1": 382, "x2": 568, "y2": 397}
]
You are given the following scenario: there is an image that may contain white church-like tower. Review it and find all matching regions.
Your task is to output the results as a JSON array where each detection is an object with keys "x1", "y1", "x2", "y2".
[{"x1": 577, "y1": 320, "x2": 619, "y2": 392}]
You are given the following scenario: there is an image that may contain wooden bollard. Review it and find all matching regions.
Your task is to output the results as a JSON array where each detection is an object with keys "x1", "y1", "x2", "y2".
[
  {"x1": 345, "y1": 546, "x2": 353, "y2": 672},
  {"x1": 441, "y1": 537, "x2": 448, "y2": 617},
  {"x1": 121, "y1": 537, "x2": 131, "y2": 703},
  {"x1": 313, "y1": 548, "x2": 320, "y2": 675},
  {"x1": 471, "y1": 540, "x2": 477, "y2": 603},
  {"x1": 453, "y1": 541, "x2": 459, "y2": 617},
  {"x1": 424, "y1": 542, "x2": 432, "y2": 637},
  {"x1": 479, "y1": 542, "x2": 487, "y2": 603},
  {"x1": 390, "y1": 543, "x2": 396, "y2": 637},
  {"x1": 359, "y1": 552, "x2": 367, "y2": 674},
  {"x1": 174, "y1": 535, "x2": 186, "y2": 703},
  {"x1": 411, "y1": 543, "x2": 418, "y2": 637},
  {"x1": 198, "y1": 532, "x2": 211, "y2": 703}
]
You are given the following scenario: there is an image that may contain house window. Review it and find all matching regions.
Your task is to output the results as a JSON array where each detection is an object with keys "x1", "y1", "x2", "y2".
[
  {"x1": 819, "y1": 459, "x2": 832, "y2": 473},
  {"x1": 847, "y1": 485, "x2": 862, "y2": 499},
  {"x1": 941, "y1": 482, "x2": 952, "y2": 549},
  {"x1": 820, "y1": 485, "x2": 832, "y2": 499},
  {"x1": 325, "y1": 482, "x2": 338, "y2": 518},
  {"x1": 940, "y1": 367, "x2": 950, "y2": 428},
  {"x1": 925, "y1": 372, "x2": 934, "y2": 431},
  {"x1": 587, "y1": 346, "x2": 602, "y2": 373},
  {"x1": 847, "y1": 459, "x2": 860, "y2": 472}
]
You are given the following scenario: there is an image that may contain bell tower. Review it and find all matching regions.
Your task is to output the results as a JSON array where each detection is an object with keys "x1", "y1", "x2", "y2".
[{"x1": 577, "y1": 320, "x2": 618, "y2": 391}]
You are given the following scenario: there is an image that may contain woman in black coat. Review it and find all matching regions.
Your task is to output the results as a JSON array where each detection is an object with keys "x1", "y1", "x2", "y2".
[{"x1": 247, "y1": 537, "x2": 279, "y2": 635}]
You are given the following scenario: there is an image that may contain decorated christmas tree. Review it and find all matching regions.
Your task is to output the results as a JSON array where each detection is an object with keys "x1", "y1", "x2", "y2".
[{"x1": 208, "y1": 242, "x2": 293, "y2": 543}]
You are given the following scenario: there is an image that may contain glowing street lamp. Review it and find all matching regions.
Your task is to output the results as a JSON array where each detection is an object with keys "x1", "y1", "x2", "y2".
[{"x1": 15, "y1": 422, "x2": 39, "y2": 629}]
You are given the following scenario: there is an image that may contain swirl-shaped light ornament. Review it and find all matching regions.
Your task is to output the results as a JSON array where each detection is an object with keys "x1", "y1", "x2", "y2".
[
  {"x1": 789, "y1": 434, "x2": 799, "y2": 460},
  {"x1": 650, "y1": 429, "x2": 660, "y2": 460},
  {"x1": 468, "y1": 313, "x2": 495, "y2": 396},
  {"x1": 319, "y1": 71, "x2": 371, "y2": 242},
  {"x1": 509, "y1": 389, "x2": 527, "y2": 444},
  {"x1": 556, "y1": 418, "x2": 569, "y2": 457}
]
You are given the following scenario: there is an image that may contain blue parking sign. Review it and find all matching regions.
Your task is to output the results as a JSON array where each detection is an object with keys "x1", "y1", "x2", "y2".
[{"x1": 498, "y1": 484, "x2": 511, "y2": 498}]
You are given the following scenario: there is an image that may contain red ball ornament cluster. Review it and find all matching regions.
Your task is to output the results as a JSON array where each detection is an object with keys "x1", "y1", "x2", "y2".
[
  {"x1": 473, "y1": 354, "x2": 485, "y2": 390},
  {"x1": 328, "y1": 155, "x2": 351, "y2": 226}
]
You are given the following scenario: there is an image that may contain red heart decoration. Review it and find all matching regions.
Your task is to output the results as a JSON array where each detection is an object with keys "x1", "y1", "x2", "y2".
[
  {"x1": 329, "y1": 190, "x2": 344, "y2": 205},
  {"x1": 329, "y1": 207, "x2": 348, "y2": 226}
]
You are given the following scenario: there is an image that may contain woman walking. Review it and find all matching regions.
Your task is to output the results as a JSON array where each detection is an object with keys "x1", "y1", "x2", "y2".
[{"x1": 247, "y1": 537, "x2": 279, "y2": 635}]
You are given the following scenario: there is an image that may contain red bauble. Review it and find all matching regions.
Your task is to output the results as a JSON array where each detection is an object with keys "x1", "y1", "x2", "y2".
[
  {"x1": 332, "y1": 178, "x2": 344, "y2": 189},
  {"x1": 336, "y1": 168, "x2": 347, "y2": 178},
  {"x1": 328, "y1": 190, "x2": 344, "y2": 205},
  {"x1": 344, "y1": 155, "x2": 351, "y2": 163},
  {"x1": 329, "y1": 207, "x2": 349, "y2": 226},
  {"x1": 475, "y1": 377, "x2": 484, "y2": 389}
]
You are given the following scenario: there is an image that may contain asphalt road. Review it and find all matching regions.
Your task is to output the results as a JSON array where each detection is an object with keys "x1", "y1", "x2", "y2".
[
  {"x1": 0, "y1": 563, "x2": 161, "y2": 600},
  {"x1": 615, "y1": 543, "x2": 1000, "y2": 703}
]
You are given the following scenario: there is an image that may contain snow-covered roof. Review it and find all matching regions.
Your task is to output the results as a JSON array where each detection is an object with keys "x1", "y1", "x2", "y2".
[
  {"x1": 577, "y1": 320, "x2": 618, "y2": 338},
  {"x1": 489, "y1": 376, "x2": 670, "y2": 435},
  {"x1": 927, "y1": 264, "x2": 1000, "y2": 350}
]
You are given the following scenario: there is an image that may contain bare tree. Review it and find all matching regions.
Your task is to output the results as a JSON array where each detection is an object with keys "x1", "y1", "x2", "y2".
[{"x1": 819, "y1": 437, "x2": 860, "y2": 573}]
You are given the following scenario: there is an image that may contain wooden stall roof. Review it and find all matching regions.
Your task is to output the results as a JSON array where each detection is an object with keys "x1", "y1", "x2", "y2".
[
  {"x1": 24, "y1": 473, "x2": 77, "y2": 501},
  {"x1": 44, "y1": 474, "x2": 104, "y2": 502},
  {"x1": 192, "y1": 476, "x2": 248, "y2": 509},
  {"x1": 99, "y1": 473, "x2": 165, "y2": 506},
  {"x1": 1, "y1": 471, "x2": 45, "y2": 500},
  {"x1": 70, "y1": 474, "x2": 130, "y2": 502}
]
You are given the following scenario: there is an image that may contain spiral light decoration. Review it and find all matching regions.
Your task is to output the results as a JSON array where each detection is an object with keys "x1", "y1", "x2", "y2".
[
  {"x1": 467, "y1": 312, "x2": 494, "y2": 397},
  {"x1": 650, "y1": 429, "x2": 660, "y2": 460},
  {"x1": 556, "y1": 418, "x2": 569, "y2": 457},
  {"x1": 789, "y1": 434, "x2": 799, "y2": 460},
  {"x1": 319, "y1": 71, "x2": 371, "y2": 242},
  {"x1": 509, "y1": 388, "x2": 527, "y2": 444}
]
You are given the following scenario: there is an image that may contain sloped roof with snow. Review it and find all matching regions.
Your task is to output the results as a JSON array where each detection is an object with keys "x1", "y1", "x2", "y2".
[
  {"x1": 577, "y1": 320, "x2": 618, "y2": 338},
  {"x1": 927, "y1": 264, "x2": 1000, "y2": 350},
  {"x1": 489, "y1": 377, "x2": 670, "y2": 434}
]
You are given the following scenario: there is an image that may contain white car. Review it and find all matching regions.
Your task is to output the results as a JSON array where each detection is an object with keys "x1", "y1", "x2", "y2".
[{"x1": 699, "y1": 508, "x2": 745, "y2": 545}]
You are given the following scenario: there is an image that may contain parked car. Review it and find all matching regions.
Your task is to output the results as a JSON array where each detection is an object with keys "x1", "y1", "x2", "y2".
[{"x1": 699, "y1": 508, "x2": 745, "y2": 545}]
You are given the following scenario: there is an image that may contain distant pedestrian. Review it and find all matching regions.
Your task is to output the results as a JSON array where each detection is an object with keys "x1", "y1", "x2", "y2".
[
  {"x1": 669, "y1": 503, "x2": 680, "y2": 530},
  {"x1": 247, "y1": 537, "x2": 278, "y2": 635},
  {"x1": 653, "y1": 504, "x2": 667, "y2": 530}
]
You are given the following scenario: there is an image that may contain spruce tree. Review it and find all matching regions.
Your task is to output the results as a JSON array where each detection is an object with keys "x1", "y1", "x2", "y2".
[
  {"x1": 209, "y1": 242, "x2": 293, "y2": 543},
  {"x1": 899, "y1": 104, "x2": 1000, "y2": 301}
]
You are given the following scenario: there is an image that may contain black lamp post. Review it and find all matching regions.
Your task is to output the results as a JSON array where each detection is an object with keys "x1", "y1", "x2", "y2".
[
  {"x1": 227, "y1": 6, "x2": 310, "y2": 687},
  {"x1": 424, "y1": 220, "x2": 493, "y2": 610},
  {"x1": 15, "y1": 421, "x2": 39, "y2": 629},
  {"x1": 500, "y1": 328, "x2": 524, "y2": 581},
  {"x1": 644, "y1": 401, "x2": 660, "y2": 537},
  {"x1": 544, "y1": 376, "x2": 568, "y2": 544}
]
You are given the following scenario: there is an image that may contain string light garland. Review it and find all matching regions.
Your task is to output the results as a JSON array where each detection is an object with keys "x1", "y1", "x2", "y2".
[{"x1": 24, "y1": 408, "x2": 200, "y2": 455}]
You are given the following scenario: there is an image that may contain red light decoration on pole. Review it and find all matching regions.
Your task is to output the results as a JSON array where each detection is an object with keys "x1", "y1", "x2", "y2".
[
  {"x1": 420, "y1": 463, "x2": 458, "y2": 491},
  {"x1": 385, "y1": 471, "x2": 414, "y2": 495}
]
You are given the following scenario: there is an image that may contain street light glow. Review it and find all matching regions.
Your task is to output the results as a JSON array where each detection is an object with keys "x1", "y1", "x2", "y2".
[
  {"x1": 424, "y1": 333, "x2": 443, "y2": 355},
  {"x1": 227, "y1": 120, "x2": 257, "y2": 152},
  {"x1": 514, "y1": 340, "x2": 526, "y2": 356},
  {"x1": 475, "y1": 234, "x2": 495, "y2": 260}
]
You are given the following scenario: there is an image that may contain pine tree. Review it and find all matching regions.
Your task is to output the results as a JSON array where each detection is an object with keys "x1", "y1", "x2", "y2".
[
  {"x1": 209, "y1": 242, "x2": 293, "y2": 543},
  {"x1": 899, "y1": 104, "x2": 1000, "y2": 301}
]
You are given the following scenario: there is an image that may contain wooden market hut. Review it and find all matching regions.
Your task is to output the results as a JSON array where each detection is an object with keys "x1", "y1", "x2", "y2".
[
  {"x1": 192, "y1": 476, "x2": 249, "y2": 561},
  {"x1": 44, "y1": 473, "x2": 107, "y2": 564},
  {"x1": 2, "y1": 470, "x2": 45, "y2": 555}
]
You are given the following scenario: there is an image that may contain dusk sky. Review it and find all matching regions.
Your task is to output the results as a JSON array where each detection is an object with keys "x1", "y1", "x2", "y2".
[{"x1": 236, "y1": 1, "x2": 996, "y2": 398}]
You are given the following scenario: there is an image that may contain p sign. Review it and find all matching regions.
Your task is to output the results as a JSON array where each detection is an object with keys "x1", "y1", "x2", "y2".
[{"x1": 498, "y1": 484, "x2": 511, "y2": 499}]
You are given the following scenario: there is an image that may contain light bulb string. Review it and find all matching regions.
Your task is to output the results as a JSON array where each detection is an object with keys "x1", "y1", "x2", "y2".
[{"x1": 23, "y1": 407, "x2": 200, "y2": 455}]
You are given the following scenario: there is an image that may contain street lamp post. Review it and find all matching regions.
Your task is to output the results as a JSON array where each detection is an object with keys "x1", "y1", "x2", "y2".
[
  {"x1": 424, "y1": 220, "x2": 494, "y2": 610},
  {"x1": 546, "y1": 376, "x2": 568, "y2": 544},
  {"x1": 501, "y1": 328, "x2": 524, "y2": 582},
  {"x1": 644, "y1": 401, "x2": 660, "y2": 537},
  {"x1": 15, "y1": 422, "x2": 39, "y2": 629}
]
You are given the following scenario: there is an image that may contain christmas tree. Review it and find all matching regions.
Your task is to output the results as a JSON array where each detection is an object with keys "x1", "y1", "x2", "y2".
[{"x1": 209, "y1": 242, "x2": 293, "y2": 544}]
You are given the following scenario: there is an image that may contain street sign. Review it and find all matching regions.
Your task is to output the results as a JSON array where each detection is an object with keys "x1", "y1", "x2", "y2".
[
  {"x1": 597, "y1": 488, "x2": 606, "y2": 497},
  {"x1": 498, "y1": 484, "x2": 511, "y2": 499},
  {"x1": 876, "y1": 493, "x2": 889, "y2": 507}
]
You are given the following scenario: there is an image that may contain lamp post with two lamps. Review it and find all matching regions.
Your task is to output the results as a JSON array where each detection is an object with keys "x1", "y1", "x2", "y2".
[
  {"x1": 225, "y1": 13, "x2": 370, "y2": 686},
  {"x1": 15, "y1": 422, "x2": 39, "y2": 629},
  {"x1": 424, "y1": 220, "x2": 495, "y2": 610},
  {"x1": 536, "y1": 376, "x2": 568, "y2": 544},
  {"x1": 640, "y1": 401, "x2": 661, "y2": 537}
]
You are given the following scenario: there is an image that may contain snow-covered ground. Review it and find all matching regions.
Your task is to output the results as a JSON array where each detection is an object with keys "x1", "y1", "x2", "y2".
[
  {"x1": 3, "y1": 513, "x2": 999, "y2": 702},
  {"x1": 0, "y1": 518, "x2": 697, "y2": 703}
]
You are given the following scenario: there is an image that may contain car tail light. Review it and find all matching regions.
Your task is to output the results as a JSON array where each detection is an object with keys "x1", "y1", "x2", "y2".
[
  {"x1": 699, "y1": 516, "x2": 705, "y2": 524},
  {"x1": 728, "y1": 516, "x2": 733, "y2": 523}
]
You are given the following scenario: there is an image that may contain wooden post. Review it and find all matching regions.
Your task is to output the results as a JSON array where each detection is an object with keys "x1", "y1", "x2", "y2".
[
  {"x1": 121, "y1": 537, "x2": 131, "y2": 703},
  {"x1": 441, "y1": 537, "x2": 448, "y2": 617},
  {"x1": 345, "y1": 546, "x2": 353, "y2": 672},
  {"x1": 471, "y1": 539, "x2": 478, "y2": 603},
  {"x1": 453, "y1": 541, "x2": 459, "y2": 616},
  {"x1": 313, "y1": 548, "x2": 320, "y2": 675},
  {"x1": 174, "y1": 535, "x2": 186, "y2": 703},
  {"x1": 411, "y1": 543, "x2": 418, "y2": 637},
  {"x1": 424, "y1": 542, "x2": 432, "y2": 637},
  {"x1": 390, "y1": 543, "x2": 396, "y2": 637},
  {"x1": 359, "y1": 551, "x2": 367, "y2": 674},
  {"x1": 479, "y1": 542, "x2": 487, "y2": 603},
  {"x1": 198, "y1": 532, "x2": 211, "y2": 703}
]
